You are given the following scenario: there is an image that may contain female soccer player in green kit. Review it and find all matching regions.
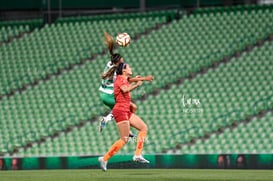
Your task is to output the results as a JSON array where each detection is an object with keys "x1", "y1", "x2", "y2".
[{"x1": 98, "y1": 32, "x2": 153, "y2": 133}]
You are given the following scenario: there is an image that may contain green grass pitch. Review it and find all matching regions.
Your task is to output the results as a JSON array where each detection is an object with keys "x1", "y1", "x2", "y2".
[{"x1": 1, "y1": 169, "x2": 272, "y2": 181}]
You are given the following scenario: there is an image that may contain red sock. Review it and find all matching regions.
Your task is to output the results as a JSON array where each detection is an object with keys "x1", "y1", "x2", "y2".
[{"x1": 135, "y1": 131, "x2": 147, "y2": 156}]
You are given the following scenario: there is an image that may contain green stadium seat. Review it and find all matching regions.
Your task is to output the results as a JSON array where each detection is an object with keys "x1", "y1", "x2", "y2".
[{"x1": 1, "y1": 6, "x2": 273, "y2": 156}]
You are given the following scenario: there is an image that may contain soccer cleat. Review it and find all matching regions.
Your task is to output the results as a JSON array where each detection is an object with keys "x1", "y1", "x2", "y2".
[
  {"x1": 133, "y1": 155, "x2": 150, "y2": 163},
  {"x1": 98, "y1": 156, "x2": 107, "y2": 171},
  {"x1": 98, "y1": 117, "x2": 106, "y2": 132}
]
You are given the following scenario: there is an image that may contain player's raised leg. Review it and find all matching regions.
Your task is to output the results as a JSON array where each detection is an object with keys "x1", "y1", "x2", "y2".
[
  {"x1": 129, "y1": 114, "x2": 149, "y2": 163},
  {"x1": 98, "y1": 120, "x2": 130, "y2": 171},
  {"x1": 98, "y1": 111, "x2": 114, "y2": 132},
  {"x1": 98, "y1": 92, "x2": 115, "y2": 132}
]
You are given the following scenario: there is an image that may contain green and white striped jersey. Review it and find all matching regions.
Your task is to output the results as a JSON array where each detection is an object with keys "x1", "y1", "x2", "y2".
[{"x1": 99, "y1": 61, "x2": 116, "y2": 94}]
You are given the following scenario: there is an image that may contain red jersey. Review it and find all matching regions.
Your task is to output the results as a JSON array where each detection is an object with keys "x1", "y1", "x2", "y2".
[{"x1": 113, "y1": 75, "x2": 131, "y2": 111}]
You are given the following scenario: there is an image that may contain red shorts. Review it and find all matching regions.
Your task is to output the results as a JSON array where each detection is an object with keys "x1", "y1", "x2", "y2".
[{"x1": 112, "y1": 109, "x2": 133, "y2": 123}]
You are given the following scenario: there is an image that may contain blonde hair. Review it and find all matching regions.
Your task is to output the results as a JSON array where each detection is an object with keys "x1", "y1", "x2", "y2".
[{"x1": 101, "y1": 31, "x2": 122, "y2": 80}]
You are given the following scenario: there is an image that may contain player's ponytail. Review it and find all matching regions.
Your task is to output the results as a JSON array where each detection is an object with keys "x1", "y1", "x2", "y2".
[
  {"x1": 104, "y1": 31, "x2": 123, "y2": 64},
  {"x1": 101, "y1": 66, "x2": 117, "y2": 80},
  {"x1": 102, "y1": 31, "x2": 123, "y2": 80},
  {"x1": 104, "y1": 31, "x2": 114, "y2": 56}
]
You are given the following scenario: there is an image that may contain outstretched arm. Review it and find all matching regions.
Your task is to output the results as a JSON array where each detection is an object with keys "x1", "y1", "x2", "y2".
[
  {"x1": 120, "y1": 81, "x2": 142, "y2": 93},
  {"x1": 129, "y1": 75, "x2": 154, "y2": 83}
]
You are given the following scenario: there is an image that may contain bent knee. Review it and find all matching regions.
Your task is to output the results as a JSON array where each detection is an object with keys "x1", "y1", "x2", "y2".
[
  {"x1": 120, "y1": 136, "x2": 130, "y2": 143},
  {"x1": 142, "y1": 124, "x2": 148, "y2": 132}
]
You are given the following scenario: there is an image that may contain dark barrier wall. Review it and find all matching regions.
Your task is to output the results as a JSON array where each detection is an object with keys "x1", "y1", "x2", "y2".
[
  {"x1": 0, "y1": 154, "x2": 272, "y2": 170},
  {"x1": 0, "y1": 0, "x2": 245, "y2": 10}
]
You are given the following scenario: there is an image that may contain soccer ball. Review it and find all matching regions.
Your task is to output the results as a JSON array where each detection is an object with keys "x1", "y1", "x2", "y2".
[{"x1": 116, "y1": 32, "x2": 131, "y2": 47}]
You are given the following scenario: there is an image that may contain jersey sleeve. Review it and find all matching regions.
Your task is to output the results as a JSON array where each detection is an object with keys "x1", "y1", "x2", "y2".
[{"x1": 116, "y1": 76, "x2": 128, "y2": 88}]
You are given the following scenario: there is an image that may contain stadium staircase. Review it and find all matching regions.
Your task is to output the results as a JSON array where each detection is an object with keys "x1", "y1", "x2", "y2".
[
  {"x1": 0, "y1": 10, "x2": 175, "y2": 99},
  {"x1": 0, "y1": 19, "x2": 42, "y2": 45},
  {"x1": 0, "y1": 10, "x2": 178, "y2": 156},
  {"x1": 177, "y1": 111, "x2": 273, "y2": 154}
]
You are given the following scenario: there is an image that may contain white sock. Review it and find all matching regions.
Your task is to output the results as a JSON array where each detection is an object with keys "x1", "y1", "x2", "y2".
[{"x1": 104, "y1": 112, "x2": 113, "y2": 123}]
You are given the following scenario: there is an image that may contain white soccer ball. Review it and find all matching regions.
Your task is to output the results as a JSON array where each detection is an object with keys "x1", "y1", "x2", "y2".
[{"x1": 116, "y1": 32, "x2": 131, "y2": 47}]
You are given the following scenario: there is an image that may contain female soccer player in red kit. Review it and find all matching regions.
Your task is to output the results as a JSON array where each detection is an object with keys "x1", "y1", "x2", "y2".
[
  {"x1": 98, "y1": 62, "x2": 153, "y2": 171},
  {"x1": 98, "y1": 31, "x2": 153, "y2": 133}
]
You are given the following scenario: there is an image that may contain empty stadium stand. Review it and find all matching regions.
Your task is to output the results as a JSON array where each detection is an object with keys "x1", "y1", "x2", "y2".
[
  {"x1": 0, "y1": 5, "x2": 272, "y2": 157},
  {"x1": 0, "y1": 19, "x2": 42, "y2": 43}
]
